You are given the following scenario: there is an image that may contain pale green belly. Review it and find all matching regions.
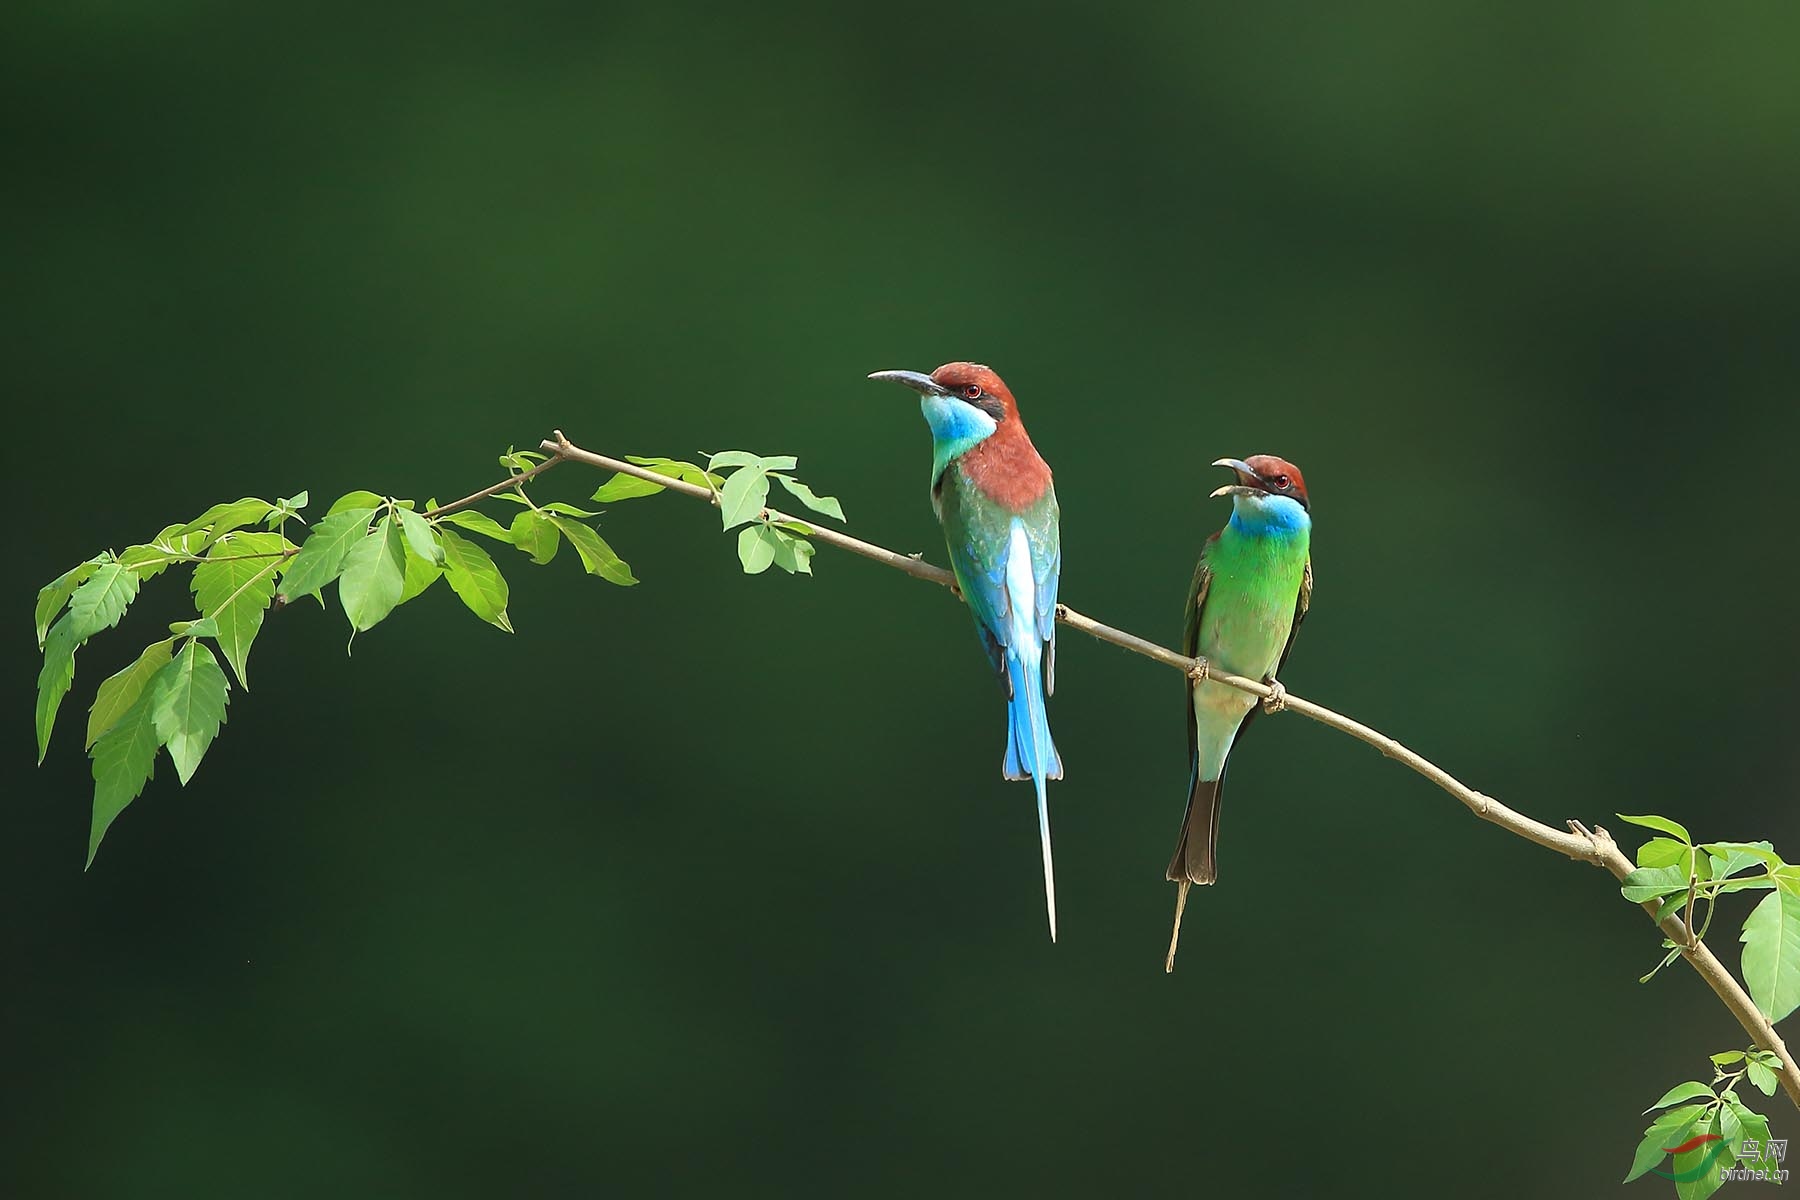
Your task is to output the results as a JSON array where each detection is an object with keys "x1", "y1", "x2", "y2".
[{"x1": 1189, "y1": 543, "x2": 1307, "y2": 779}]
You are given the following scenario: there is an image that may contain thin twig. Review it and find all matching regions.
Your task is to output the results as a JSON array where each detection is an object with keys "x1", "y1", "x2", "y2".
[
  {"x1": 421, "y1": 455, "x2": 566, "y2": 521},
  {"x1": 532, "y1": 431, "x2": 1800, "y2": 1106}
]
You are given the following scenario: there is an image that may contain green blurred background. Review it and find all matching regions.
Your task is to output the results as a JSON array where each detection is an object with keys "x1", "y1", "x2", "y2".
[{"x1": 8, "y1": 3, "x2": 1800, "y2": 1195}]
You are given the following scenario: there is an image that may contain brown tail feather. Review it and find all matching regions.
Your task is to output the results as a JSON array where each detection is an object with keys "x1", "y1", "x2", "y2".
[
  {"x1": 1164, "y1": 776, "x2": 1222, "y2": 972},
  {"x1": 1165, "y1": 775, "x2": 1222, "y2": 886}
]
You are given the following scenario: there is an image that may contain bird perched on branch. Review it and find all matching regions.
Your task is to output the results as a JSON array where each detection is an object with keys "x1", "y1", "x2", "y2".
[
  {"x1": 868, "y1": 363, "x2": 1064, "y2": 941},
  {"x1": 1166, "y1": 455, "x2": 1312, "y2": 970}
]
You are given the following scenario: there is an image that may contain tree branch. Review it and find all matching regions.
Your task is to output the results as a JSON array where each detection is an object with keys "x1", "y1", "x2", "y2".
[
  {"x1": 537, "y1": 430, "x2": 1800, "y2": 1106},
  {"x1": 421, "y1": 455, "x2": 566, "y2": 521}
]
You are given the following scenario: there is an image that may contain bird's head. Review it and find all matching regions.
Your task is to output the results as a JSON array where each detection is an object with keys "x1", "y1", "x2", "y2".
[
  {"x1": 868, "y1": 362, "x2": 1020, "y2": 453},
  {"x1": 1211, "y1": 455, "x2": 1311, "y2": 528}
]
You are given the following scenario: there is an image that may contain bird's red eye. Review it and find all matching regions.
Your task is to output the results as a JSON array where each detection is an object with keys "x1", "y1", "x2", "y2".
[
  {"x1": 963, "y1": 384, "x2": 983, "y2": 400},
  {"x1": 1274, "y1": 475, "x2": 1291, "y2": 489}
]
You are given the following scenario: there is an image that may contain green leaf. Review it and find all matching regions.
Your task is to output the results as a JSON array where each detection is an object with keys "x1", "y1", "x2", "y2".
[
  {"x1": 717, "y1": 467, "x2": 770, "y2": 529},
  {"x1": 191, "y1": 531, "x2": 285, "y2": 688},
  {"x1": 1711, "y1": 875, "x2": 1777, "y2": 896},
  {"x1": 66, "y1": 562, "x2": 141, "y2": 641},
  {"x1": 509, "y1": 510, "x2": 561, "y2": 565},
  {"x1": 592, "y1": 472, "x2": 667, "y2": 501},
  {"x1": 539, "y1": 501, "x2": 601, "y2": 518},
  {"x1": 1653, "y1": 893, "x2": 1690, "y2": 923},
  {"x1": 170, "y1": 618, "x2": 219, "y2": 638},
  {"x1": 1621, "y1": 864, "x2": 1692, "y2": 903},
  {"x1": 440, "y1": 510, "x2": 515, "y2": 544},
  {"x1": 177, "y1": 497, "x2": 275, "y2": 544},
  {"x1": 280, "y1": 507, "x2": 376, "y2": 600},
  {"x1": 499, "y1": 448, "x2": 545, "y2": 470},
  {"x1": 1778, "y1": 865, "x2": 1800, "y2": 895},
  {"x1": 149, "y1": 639, "x2": 229, "y2": 786},
  {"x1": 738, "y1": 525, "x2": 779, "y2": 573},
  {"x1": 1618, "y1": 813, "x2": 1692, "y2": 843},
  {"x1": 36, "y1": 554, "x2": 109, "y2": 646},
  {"x1": 708, "y1": 451, "x2": 797, "y2": 474},
  {"x1": 398, "y1": 538, "x2": 443, "y2": 603},
  {"x1": 327, "y1": 490, "x2": 385, "y2": 515},
  {"x1": 118, "y1": 528, "x2": 205, "y2": 580},
  {"x1": 1647, "y1": 1081, "x2": 1716, "y2": 1111},
  {"x1": 624, "y1": 454, "x2": 720, "y2": 488},
  {"x1": 279, "y1": 490, "x2": 309, "y2": 511},
  {"x1": 1702, "y1": 842, "x2": 1785, "y2": 872},
  {"x1": 1740, "y1": 888, "x2": 1800, "y2": 1023},
  {"x1": 1639, "y1": 837, "x2": 1694, "y2": 870},
  {"x1": 1710, "y1": 1050, "x2": 1746, "y2": 1066},
  {"x1": 1708, "y1": 843, "x2": 1775, "y2": 882},
  {"x1": 549, "y1": 517, "x2": 637, "y2": 585},
  {"x1": 338, "y1": 516, "x2": 408, "y2": 634},
  {"x1": 1746, "y1": 1061, "x2": 1779, "y2": 1096},
  {"x1": 1624, "y1": 1102, "x2": 1705, "y2": 1182},
  {"x1": 771, "y1": 473, "x2": 845, "y2": 521},
  {"x1": 397, "y1": 506, "x2": 446, "y2": 565},
  {"x1": 86, "y1": 694, "x2": 159, "y2": 868},
  {"x1": 439, "y1": 528, "x2": 512, "y2": 632},
  {"x1": 1723, "y1": 1092, "x2": 1773, "y2": 1168},
  {"x1": 1639, "y1": 942, "x2": 1683, "y2": 983},
  {"x1": 86, "y1": 638, "x2": 174, "y2": 749},
  {"x1": 35, "y1": 617, "x2": 79, "y2": 764},
  {"x1": 768, "y1": 528, "x2": 815, "y2": 575},
  {"x1": 1663, "y1": 1110, "x2": 1725, "y2": 1200}
]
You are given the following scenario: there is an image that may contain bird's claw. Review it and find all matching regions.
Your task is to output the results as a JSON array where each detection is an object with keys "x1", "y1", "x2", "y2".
[
  {"x1": 1187, "y1": 658, "x2": 1210, "y2": 685},
  {"x1": 1261, "y1": 677, "x2": 1288, "y2": 714}
]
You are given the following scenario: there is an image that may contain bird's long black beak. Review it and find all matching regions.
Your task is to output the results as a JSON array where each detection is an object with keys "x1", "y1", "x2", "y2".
[
  {"x1": 867, "y1": 369, "x2": 950, "y2": 396},
  {"x1": 1209, "y1": 457, "x2": 1261, "y2": 499}
]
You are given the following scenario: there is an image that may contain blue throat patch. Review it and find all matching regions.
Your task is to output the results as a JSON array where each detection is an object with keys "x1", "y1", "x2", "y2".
[
  {"x1": 1229, "y1": 493, "x2": 1310, "y2": 538},
  {"x1": 921, "y1": 394, "x2": 998, "y2": 484}
]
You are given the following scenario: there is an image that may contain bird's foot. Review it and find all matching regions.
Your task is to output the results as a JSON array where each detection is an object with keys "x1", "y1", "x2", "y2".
[
  {"x1": 949, "y1": 581, "x2": 964, "y2": 602},
  {"x1": 1187, "y1": 657, "x2": 1210, "y2": 685},
  {"x1": 1261, "y1": 676, "x2": 1288, "y2": 714}
]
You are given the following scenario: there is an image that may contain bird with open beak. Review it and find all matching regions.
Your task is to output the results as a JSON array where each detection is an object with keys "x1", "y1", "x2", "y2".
[{"x1": 1166, "y1": 455, "x2": 1312, "y2": 970}]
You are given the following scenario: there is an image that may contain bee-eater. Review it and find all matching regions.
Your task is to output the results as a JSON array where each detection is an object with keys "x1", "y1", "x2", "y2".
[
  {"x1": 868, "y1": 363, "x2": 1064, "y2": 941},
  {"x1": 1166, "y1": 455, "x2": 1312, "y2": 970}
]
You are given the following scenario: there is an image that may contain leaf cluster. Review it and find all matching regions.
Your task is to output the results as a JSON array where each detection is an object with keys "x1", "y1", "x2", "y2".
[
  {"x1": 589, "y1": 450, "x2": 845, "y2": 577},
  {"x1": 1618, "y1": 814, "x2": 1800, "y2": 1024},
  {"x1": 34, "y1": 461, "x2": 644, "y2": 863},
  {"x1": 1627, "y1": 1049, "x2": 1785, "y2": 1198}
]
